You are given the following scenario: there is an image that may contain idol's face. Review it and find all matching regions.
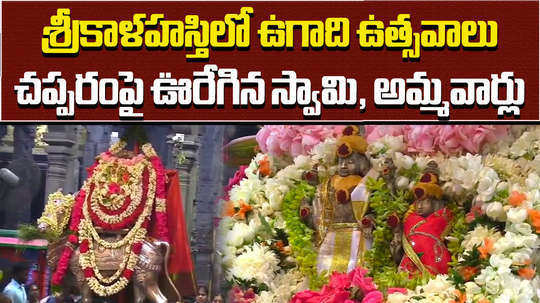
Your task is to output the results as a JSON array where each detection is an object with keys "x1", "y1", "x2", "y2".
[
  {"x1": 415, "y1": 198, "x2": 435, "y2": 217},
  {"x1": 338, "y1": 153, "x2": 369, "y2": 177}
]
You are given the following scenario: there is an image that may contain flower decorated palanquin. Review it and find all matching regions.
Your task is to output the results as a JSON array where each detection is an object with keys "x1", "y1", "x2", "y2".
[{"x1": 51, "y1": 141, "x2": 172, "y2": 297}]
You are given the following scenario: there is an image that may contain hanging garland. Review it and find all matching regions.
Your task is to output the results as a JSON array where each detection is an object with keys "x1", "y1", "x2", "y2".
[
  {"x1": 363, "y1": 177, "x2": 427, "y2": 291},
  {"x1": 281, "y1": 181, "x2": 327, "y2": 290},
  {"x1": 52, "y1": 141, "x2": 168, "y2": 297}
]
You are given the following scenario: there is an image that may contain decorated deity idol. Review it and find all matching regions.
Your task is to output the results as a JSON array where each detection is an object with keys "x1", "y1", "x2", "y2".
[
  {"x1": 391, "y1": 161, "x2": 453, "y2": 276},
  {"x1": 39, "y1": 140, "x2": 182, "y2": 303},
  {"x1": 312, "y1": 126, "x2": 378, "y2": 274}
]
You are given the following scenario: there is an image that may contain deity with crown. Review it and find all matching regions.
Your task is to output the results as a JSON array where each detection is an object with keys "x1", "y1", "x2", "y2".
[
  {"x1": 306, "y1": 126, "x2": 379, "y2": 274},
  {"x1": 390, "y1": 161, "x2": 453, "y2": 276}
]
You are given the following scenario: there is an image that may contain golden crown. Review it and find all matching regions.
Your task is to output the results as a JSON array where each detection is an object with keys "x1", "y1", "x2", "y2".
[{"x1": 336, "y1": 126, "x2": 367, "y2": 158}]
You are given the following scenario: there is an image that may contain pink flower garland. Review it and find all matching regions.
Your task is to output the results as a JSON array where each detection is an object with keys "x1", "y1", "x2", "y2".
[
  {"x1": 365, "y1": 125, "x2": 509, "y2": 155},
  {"x1": 256, "y1": 125, "x2": 346, "y2": 157},
  {"x1": 290, "y1": 267, "x2": 383, "y2": 303}
]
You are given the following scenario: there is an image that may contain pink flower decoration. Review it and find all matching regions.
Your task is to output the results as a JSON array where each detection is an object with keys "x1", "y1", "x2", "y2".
[
  {"x1": 327, "y1": 291, "x2": 351, "y2": 303},
  {"x1": 256, "y1": 125, "x2": 346, "y2": 157},
  {"x1": 224, "y1": 166, "x2": 248, "y2": 196},
  {"x1": 349, "y1": 267, "x2": 377, "y2": 294},
  {"x1": 365, "y1": 125, "x2": 509, "y2": 155},
  {"x1": 365, "y1": 125, "x2": 406, "y2": 142},
  {"x1": 108, "y1": 182, "x2": 121, "y2": 195},
  {"x1": 290, "y1": 290, "x2": 323, "y2": 303},
  {"x1": 327, "y1": 272, "x2": 352, "y2": 290},
  {"x1": 361, "y1": 290, "x2": 383, "y2": 303},
  {"x1": 290, "y1": 267, "x2": 382, "y2": 303}
]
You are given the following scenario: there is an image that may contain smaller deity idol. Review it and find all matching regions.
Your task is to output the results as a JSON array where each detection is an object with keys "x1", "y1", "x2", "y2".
[{"x1": 392, "y1": 161, "x2": 453, "y2": 276}]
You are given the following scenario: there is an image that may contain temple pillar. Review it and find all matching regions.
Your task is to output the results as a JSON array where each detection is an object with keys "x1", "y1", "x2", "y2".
[
  {"x1": 43, "y1": 125, "x2": 77, "y2": 197},
  {"x1": 192, "y1": 126, "x2": 225, "y2": 289},
  {"x1": 168, "y1": 126, "x2": 201, "y2": 238},
  {"x1": 0, "y1": 125, "x2": 41, "y2": 228},
  {"x1": 81, "y1": 125, "x2": 113, "y2": 180}
]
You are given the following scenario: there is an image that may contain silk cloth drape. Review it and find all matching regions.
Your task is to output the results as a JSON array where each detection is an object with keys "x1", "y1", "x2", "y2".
[{"x1": 162, "y1": 170, "x2": 196, "y2": 297}]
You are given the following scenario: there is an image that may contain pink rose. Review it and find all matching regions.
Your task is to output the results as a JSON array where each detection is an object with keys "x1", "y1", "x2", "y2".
[
  {"x1": 466, "y1": 125, "x2": 509, "y2": 153},
  {"x1": 349, "y1": 268, "x2": 377, "y2": 294},
  {"x1": 290, "y1": 290, "x2": 322, "y2": 303},
  {"x1": 348, "y1": 267, "x2": 369, "y2": 280},
  {"x1": 328, "y1": 272, "x2": 352, "y2": 290},
  {"x1": 361, "y1": 290, "x2": 383, "y2": 303},
  {"x1": 327, "y1": 291, "x2": 351, "y2": 303},
  {"x1": 406, "y1": 126, "x2": 437, "y2": 153},
  {"x1": 435, "y1": 126, "x2": 462, "y2": 154},
  {"x1": 365, "y1": 126, "x2": 406, "y2": 143},
  {"x1": 291, "y1": 267, "x2": 381, "y2": 303},
  {"x1": 366, "y1": 125, "x2": 509, "y2": 155},
  {"x1": 256, "y1": 125, "x2": 345, "y2": 157}
]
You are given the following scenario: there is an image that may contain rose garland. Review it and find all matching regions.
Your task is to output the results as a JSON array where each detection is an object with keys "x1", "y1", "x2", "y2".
[
  {"x1": 281, "y1": 181, "x2": 327, "y2": 289},
  {"x1": 52, "y1": 141, "x2": 168, "y2": 296}
]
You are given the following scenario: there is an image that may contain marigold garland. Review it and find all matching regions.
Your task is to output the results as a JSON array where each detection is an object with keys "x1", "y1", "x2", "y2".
[
  {"x1": 52, "y1": 141, "x2": 168, "y2": 297},
  {"x1": 38, "y1": 191, "x2": 75, "y2": 240}
]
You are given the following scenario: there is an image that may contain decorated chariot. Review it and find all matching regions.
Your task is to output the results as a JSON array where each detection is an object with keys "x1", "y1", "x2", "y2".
[{"x1": 33, "y1": 139, "x2": 192, "y2": 303}]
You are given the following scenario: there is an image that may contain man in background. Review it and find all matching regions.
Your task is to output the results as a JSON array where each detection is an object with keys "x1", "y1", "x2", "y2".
[
  {"x1": 2, "y1": 263, "x2": 29, "y2": 303},
  {"x1": 27, "y1": 284, "x2": 40, "y2": 303}
]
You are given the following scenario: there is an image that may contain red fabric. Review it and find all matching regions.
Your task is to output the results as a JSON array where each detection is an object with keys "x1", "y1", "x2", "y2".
[
  {"x1": 164, "y1": 170, "x2": 194, "y2": 274},
  {"x1": 399, "y1": 208, "x2": 453, "y2": 275},
  {"x1": 164, "y1": 170, "x2": 197, "y2": 297}
]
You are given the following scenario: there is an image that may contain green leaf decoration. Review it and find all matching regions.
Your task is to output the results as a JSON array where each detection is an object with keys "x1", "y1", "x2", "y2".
[{"x1": 281, "y1": 181, "x2": 328, "y2": 289}]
